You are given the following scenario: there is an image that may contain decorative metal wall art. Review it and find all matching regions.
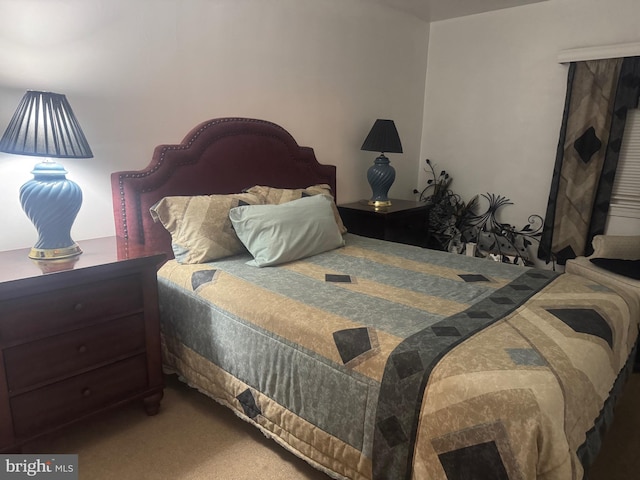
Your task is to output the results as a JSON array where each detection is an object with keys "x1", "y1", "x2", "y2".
[
  {"x1": 414, "y1": 160, "x2": 545, "y2": 265},
  {"x1": 459, "y1": 193, "x2": 544, "y2": 266}
]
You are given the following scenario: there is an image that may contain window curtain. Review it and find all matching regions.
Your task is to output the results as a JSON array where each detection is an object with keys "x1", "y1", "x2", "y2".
[{"x1": 538, "y1": 56, "x2": 640, "y2": 265}]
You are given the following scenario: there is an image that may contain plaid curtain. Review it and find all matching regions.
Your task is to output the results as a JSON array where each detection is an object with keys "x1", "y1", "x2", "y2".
[{"x1": 538, "y1": 57, "x2": 640, "y2": 265}]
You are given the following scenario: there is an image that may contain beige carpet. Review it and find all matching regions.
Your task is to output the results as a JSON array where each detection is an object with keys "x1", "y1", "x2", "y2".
[{"x1": 25, "y1": 373, "x2": 640, "y2": 479}]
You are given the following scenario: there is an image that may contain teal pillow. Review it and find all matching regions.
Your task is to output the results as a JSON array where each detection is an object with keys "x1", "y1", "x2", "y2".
[{"x1": 229, "y1": 195, "x2": 345, "y2": 267}]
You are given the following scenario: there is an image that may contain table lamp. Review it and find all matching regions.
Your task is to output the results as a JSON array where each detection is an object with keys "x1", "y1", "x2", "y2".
[
  {"x1": 361, "y1": 119, "x2": 403, "y2": 207},
  {"x1": 0, "y1": 91, "x2": 93, "y2": 260}
]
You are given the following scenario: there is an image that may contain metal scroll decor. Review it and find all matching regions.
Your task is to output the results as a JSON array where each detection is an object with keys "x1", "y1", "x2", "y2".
[{"x1": 457, "y1": 193, "x2": 544, "y2": 266}]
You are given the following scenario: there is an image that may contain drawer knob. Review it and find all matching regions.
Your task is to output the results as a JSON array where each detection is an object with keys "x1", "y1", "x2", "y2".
[
  {"x1": 77, "y1": 344, "x2": 87, "y2": 354},
  {"x1": 82, "y1": 388, "x2": 91, "y2": 397},
  {"x1": 74, "y1": 303, "x2": 84, "y2": 312}
]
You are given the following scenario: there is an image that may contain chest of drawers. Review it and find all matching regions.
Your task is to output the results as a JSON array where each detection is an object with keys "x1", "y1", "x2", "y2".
[{"x1": 0, "y1": 237, "x2": 165, "y2": 451}]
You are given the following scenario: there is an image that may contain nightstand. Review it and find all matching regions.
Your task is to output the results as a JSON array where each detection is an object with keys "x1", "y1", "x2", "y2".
[
  {"x1": 338, "y1": 199, "x2": 430, "y2": 247},
  {"x1": 0, "y1": 236, "x2": 165, "y2": 452}
]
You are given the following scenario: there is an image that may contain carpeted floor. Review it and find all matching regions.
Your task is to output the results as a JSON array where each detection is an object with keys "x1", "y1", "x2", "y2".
[{"x1": 24, "y1": 373, "x2": 640, "y2": 479}]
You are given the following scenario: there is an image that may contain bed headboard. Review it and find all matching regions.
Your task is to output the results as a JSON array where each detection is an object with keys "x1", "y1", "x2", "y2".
[{"x1": 111, "y1": 117, "x2": 337, "y2": 259}]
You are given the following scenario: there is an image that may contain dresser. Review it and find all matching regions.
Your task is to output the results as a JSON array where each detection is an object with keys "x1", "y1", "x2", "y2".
[
  {"x1": 337, "y1": 199, "x2": 430, "y2": 247},
  {"x1": 0, "y1": 236, "x2": 165, "y2": 452}
]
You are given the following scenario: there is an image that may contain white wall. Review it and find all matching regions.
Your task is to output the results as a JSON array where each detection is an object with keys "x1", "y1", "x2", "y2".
[
  {"x1": 421, "y1": 0, "x2": 640, "y2": 239},
  {"x1": 0, "y1": 0, "x2": 429, "y2": 251}
]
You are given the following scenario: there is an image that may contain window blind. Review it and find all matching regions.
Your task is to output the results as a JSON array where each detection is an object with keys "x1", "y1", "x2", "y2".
[{"x1": 609, "y1": 108, "x2": 640, "y2": 219}]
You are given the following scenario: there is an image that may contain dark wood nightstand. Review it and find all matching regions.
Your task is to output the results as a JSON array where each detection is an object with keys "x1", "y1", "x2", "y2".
[
  {"x1": 338, "y1": 199, "x2": 430, "y2": 247},
  {"x1": 0, "y1": 236, "x2": 165, "y2": 452}
]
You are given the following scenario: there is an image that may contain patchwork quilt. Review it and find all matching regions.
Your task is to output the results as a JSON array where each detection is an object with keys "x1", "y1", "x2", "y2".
[{"x1": 157, "y1": 234, "x2": 638, "y2": 480}]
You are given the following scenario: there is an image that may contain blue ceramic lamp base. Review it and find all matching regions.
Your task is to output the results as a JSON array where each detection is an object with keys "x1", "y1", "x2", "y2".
[
  {"x1": 20, "y1": 161, "x2": 83, "y2": 260},
  {"x1": 367, "y1": 154, "x2": 395, "y2": 207}
]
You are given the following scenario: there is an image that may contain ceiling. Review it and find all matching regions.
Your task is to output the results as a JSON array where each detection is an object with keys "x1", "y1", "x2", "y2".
[{"x1": 370, "y1": 0, "x2": 547, "y2": 22}]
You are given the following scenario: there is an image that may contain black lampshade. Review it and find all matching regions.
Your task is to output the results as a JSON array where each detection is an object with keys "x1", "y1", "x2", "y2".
[
  {"x1": 361, "y1": 119, "x2": 403, "y2": 154},
  {"x1": 0, "y1": 91, "x2": 93, "y2": 159}
]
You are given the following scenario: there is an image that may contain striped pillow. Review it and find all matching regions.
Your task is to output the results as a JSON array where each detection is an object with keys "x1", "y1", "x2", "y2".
[{"x1": 150, "y1": 193, "x2": 263, "y2": 264}]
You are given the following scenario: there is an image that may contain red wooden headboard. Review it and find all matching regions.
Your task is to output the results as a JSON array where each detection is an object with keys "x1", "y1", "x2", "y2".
[{"x1": 111, "y1": 117, "x2": 337, "y2": 259}]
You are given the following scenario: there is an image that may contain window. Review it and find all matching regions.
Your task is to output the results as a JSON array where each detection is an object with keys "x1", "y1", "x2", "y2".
[{"x1": 609, "y1": 108, "x2": 640, "y2": 220}]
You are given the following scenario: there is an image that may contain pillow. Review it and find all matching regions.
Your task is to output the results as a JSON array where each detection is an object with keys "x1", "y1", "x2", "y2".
[
  {"x1": 245, "y1": 184, "x2": 347, "y2": 234},
  {"x1": 229, "y1": 194, "x2": 345, "y2": 267},
  {"x1": 589, "y1": 258, "x2": 640, "y2": 280},
  {"x1": 149, "y1": 193, "x2": 263, "y2": 264},
  {"x1": 591, "y1": 235, "x2": 640, "y2": 260}
]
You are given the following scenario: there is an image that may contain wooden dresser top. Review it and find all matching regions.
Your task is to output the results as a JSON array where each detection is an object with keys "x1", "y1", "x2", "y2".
[{"x1": 0, "y1": 236, "x2": 165, "y2": 288}]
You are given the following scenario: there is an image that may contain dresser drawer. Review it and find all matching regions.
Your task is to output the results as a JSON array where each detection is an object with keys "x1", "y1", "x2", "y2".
[
  {"x1": 10, "y1": 355, "x2": 148, "y2": 437},
  {"x1": 4, "y1": 314, "x2": 146, "y2": 393},
  {"x1": 0, "y1": 274, "x2": 143, "y2": 344}
]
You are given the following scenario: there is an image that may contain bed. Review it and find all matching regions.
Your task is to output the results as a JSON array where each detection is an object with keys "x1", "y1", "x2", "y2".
[{"x1": 111, "y1": 117, "x2": 639, "y2": 480}]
